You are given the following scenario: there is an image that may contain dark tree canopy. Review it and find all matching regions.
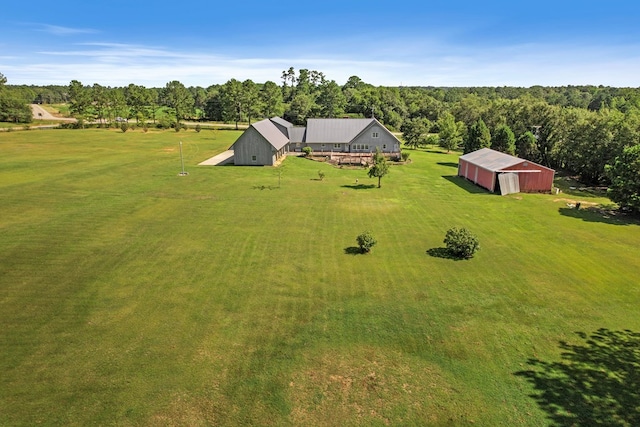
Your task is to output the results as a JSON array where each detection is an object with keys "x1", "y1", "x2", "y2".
[{"x1": 606, "y1": 144, "x2": 640, "y2": 213}]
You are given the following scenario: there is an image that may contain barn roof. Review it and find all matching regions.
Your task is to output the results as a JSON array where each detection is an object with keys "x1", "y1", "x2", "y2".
[
  {"x1": 252, "y1": 119, "x2": 289, "y2": 150},
  {"x1": 305, "y1": 118, "x2": 375, "y2": 143},
  {"x1": 459, "y1": 148, "x2": 524, "y2": 171}
]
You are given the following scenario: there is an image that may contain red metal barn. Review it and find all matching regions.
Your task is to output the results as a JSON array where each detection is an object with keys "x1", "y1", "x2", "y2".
[{"x1": 457, "y1": 148, "x2": 555, "y2": 194}]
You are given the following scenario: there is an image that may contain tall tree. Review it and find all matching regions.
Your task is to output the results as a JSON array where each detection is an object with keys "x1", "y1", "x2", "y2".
[
  {"x1": 285, "y1": 93, "x2": 315, "y2": 125},
  {"x1": 220, "y1": 79, "x2": 244, "y2": 129},
  {"x1": 162, "y1": 80, "x2": 194, "y2": 128},
  {"x1": 126, "y1": 84, "x2": 152, "y2": 123},
  {"x1": 0, "y1": 73, "x2": 32, "y2": 123},
  {"x1": 281, "y1": 67, "x2": 296, "y2": 101},
  {"x1": 464, "y1": 118, "x2": 491, "y2": 153},
  {"x1": 605, "y1": 144, "x2": 640, "y2": 213},
  {"x1": 260, "y1": 81, "x2": 284, "y2": 118},
  {"x1": 438, "y1": 112, "x2": 465, "y2": 152},
  {"x1": 401, "y1": 117, "x2": 430, "y2": 149},
  {"x1": 68, "y1": 80, "x2": 91, "y2": 123},
  {"x1": 368, "y1": 147, "x2": 390, "y2": 188},
  {"x1": 242, "y1": 79, "x2": 261, "y2": 124},
  {"x1": 92, "y1": 83, "x2": 108, "y2": 124},
  {"x1": 317, "y1": 80, "x2": 346, "y2": 118},
  {"x1": 516, "y1": 131, "x2": 539, "y2": 159},
  {"x1": 491, "y1": 124, "x2": 516, "y2": 155}
]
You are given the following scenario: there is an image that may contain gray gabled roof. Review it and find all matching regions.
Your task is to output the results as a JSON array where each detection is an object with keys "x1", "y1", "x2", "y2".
[
  {"x1": 269, "y1": 117, "x2": 293, "y2": 128},
  {"x1": 459, "y1": 148, "x2": 524, "y2": 171},
  {"x1": 252, "y1": 119, "x2": 289, "y2": 150},
  {"x1": 289, "y1": 127, "x2": 306, "y2": 143},
  {"x1": 305, "y1": 118, "x2": 375, "y2": 143}
]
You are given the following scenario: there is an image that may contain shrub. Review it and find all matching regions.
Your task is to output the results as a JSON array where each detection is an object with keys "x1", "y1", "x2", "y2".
[
  {"x1": 302, "y1": 146, "x2": 312, "y2": 157},
  {"x1": 318, "y1": 170, "x2": 325, "y2": 180},
  {"x1": 356, "y1": 231, "x2": 377, "y2": 253},
  {"x1": 195, "y1": 124, "x2": 201, "y2": 133},
  {"x1": 401, "y1": 151, "x2": 411, "y2": 162},
  {"x1": 443, "y1": 227, "x2": 480, "y2": 259},
  {"x1": 120, "y1": 123, "x2": 128, "y2": 133}
]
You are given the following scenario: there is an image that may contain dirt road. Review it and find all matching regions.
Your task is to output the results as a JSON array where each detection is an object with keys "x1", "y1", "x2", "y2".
[{"x1": 30, "y1": 104, "x2": 75, "y2": 122}]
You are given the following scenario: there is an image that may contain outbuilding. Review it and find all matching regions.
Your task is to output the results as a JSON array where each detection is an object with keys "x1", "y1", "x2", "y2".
[{"x1": 458, "y1": 148, "x2": 555, "y2": 195}]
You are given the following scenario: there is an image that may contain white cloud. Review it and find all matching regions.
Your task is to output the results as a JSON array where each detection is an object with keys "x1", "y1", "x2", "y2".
[
  {"x1": 38, "y1": 24, "x2": 98, "y2": 36},
  {"x1": 4, "y1": 38, "x2": 640, "y2": 88}
]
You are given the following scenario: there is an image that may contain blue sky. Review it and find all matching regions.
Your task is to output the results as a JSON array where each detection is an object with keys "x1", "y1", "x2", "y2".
[{"x1": 1, "y1": 0, "x2": 639, "y2": 87}]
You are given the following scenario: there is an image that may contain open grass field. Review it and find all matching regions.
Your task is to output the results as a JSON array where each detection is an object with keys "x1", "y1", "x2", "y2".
[{"x1": 1, "y1": 128, "x2": 639, "y2": 426}]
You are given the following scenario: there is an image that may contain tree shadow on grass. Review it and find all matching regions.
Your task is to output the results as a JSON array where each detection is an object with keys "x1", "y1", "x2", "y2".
[
  {"x1": 341, "y1": 184, "x2": 376, "y2": 190},
  {"x1": 515, "y1": 329, "x2": 640, "y2": 426},
  {"x1": 426, "y1": 247, "x2": 466, "y2": 261},
  {"x1": 558, "y1": 207, "x2": 638, "y2": 226},
  {"x1": 441, "y1": 175, "x2": 495, "y2": 195},
  {"x1": 437, "y1": 162, "x2": 459, "y2": 168},
  {"x1": 252, "y1": 185, "x2": 278, "y2": 190},
  {"x1": 344, "y1": 246, "x2": 364, "y2": 255}
]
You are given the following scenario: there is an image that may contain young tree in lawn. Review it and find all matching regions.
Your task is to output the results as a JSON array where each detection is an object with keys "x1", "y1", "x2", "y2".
[
  {"x1": 491, "y1": 124, "x2": 516, "y2": 155},
  {"x1": 464, "y1": 118, "x2": 491, "y2": 153},
  {"x1": 368, "y1": 147, "x2": 390, "y2": 188},
  {"x1": 356, "y1": 231, "x2": 377, "y2": 253},
  {"x1": 444, "y1": 227, "x2": 480, "y2": 259},
  {"x1": 162, "y1": 80, "x2": 194, "y2": 129},
  {"x1": 605, "y1": 144, "x2": 640, "y2": 214}
]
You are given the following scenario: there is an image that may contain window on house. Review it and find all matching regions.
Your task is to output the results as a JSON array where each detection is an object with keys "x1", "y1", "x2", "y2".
[
  {"x1": 251, "y1": 155, "x2": 257, "y2": 162},
  {"x1": 334, "y1": 144, "x2": 341, "y2": 149},
  {"x1": 382, "y1": 144, "x2": 387, "y2": 150},
  {"x1": 372, "y1": 132, "x2": 379, "y2": 138}
]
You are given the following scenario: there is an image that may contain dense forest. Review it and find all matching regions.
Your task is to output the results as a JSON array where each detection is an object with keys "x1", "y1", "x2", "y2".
[{"x1": 2, "y1": 69, "x2": 639, "y2": 211}]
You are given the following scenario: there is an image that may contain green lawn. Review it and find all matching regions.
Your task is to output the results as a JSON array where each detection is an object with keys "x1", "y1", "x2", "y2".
[{"x1": 1, "y1": 129, "x2": 639, "y2": 426}]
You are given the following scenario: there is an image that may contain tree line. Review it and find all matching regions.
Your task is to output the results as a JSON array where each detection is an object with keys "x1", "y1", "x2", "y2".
[{"x1": 1, "y1": 68, "x2": 639, "y2": 211}]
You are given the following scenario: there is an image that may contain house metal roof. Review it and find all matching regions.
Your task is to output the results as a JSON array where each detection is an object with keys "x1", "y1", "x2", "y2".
[
  {"x1": 459, "y1": 148, "x2": 524, "y2": 171},
  {"x1": 269, "y1": 117, "x2": 293, "y2": 129},
  {"x1": 288, "y1": 127, "x2": 306, "y2": 143},
  {"x1": 252, "y1": 119, "x2": 289, "y2": 150},
  {"x1": 305, "y1": 118, "x2": 375, "y2": 143}
]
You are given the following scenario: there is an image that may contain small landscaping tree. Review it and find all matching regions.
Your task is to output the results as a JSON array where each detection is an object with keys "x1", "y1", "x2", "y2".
[
  {"x1": 318, "y1": 170, "x2": 326, "y2": 180},
  {"x1": 356, "y1": 231, "x2": 377, "y2": 253},
  {"x1": 302, "y1": 146, "x2": 312, "y2": 157},
  {"x1": 368, "y1": 147, "x2": 390, "y2": 188},
  {"x1": 443, "y1": 227, "x2": 480, "y2": 259}
]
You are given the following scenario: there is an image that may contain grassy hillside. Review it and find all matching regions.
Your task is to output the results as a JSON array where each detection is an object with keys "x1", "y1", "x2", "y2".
[{"x1": 1, "y1": 128, "x2": 639, "y2": 426}]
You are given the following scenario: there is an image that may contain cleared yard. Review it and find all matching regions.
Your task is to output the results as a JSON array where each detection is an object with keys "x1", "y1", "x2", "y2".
[{"x1": 1, "y1": 128, "x2": 639, "y2": 426}]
